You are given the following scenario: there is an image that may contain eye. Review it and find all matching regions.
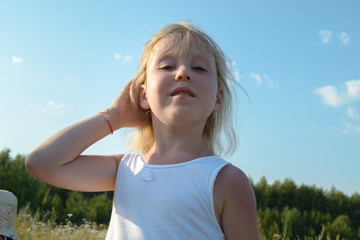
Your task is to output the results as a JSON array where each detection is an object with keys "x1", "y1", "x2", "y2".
[
  {"x1": 192, "y1": 66, "x2": 207, "y2": 71},
  {"x1": 159, "y1": 65, "x2": 175, "y2": 70}
]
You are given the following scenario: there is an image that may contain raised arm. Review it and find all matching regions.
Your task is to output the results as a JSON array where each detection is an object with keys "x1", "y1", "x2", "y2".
[
  {"x1": 25, "y1": 80, "x2": 138, "y2": 192},
  {"x1": 214, "y1": 165, "x2": 260, "y2": 240}
]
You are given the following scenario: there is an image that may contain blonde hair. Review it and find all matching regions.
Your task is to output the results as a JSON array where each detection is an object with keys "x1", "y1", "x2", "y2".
[{"x1": 129, "y1": 21, "x2": 241, "y2": 156}]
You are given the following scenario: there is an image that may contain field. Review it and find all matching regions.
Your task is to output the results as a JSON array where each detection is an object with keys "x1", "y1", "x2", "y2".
[
  {"x1": 14, "y1": 206, "x2": 333, "y2": 240},
  {"x1": 15, "y1": 206, "x2": 107, "y2": 240}
]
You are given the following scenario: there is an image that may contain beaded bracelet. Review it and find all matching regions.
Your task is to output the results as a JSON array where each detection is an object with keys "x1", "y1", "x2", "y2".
[{"x1": 99, "y1": 108, "x2": 114, "y2": 135}]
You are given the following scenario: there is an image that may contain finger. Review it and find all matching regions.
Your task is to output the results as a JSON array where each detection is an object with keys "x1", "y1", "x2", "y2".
[{"x1": 125, "y1": 79, "x2": 134, "y2": 89}]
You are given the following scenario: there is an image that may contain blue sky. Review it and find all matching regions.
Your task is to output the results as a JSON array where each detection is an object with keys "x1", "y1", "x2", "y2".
[{"x1": 1, "y1": 1, "x2": 359, "y2": 196}]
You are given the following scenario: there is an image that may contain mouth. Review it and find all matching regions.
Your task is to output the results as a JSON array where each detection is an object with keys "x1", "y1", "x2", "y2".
[{"x1": 170, "y1": 87, "x2": 196, "y2": 97}]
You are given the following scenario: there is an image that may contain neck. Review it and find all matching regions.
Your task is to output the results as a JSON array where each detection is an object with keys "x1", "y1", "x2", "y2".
[{"x1": 142, "y1": 118, "x2": 213, "y2": 165}]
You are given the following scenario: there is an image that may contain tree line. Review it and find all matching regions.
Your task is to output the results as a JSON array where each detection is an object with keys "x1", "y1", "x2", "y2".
[
  {"x1": 253, "y1": 177, "x2": 360, "y2": 239},
  {"x1": 1, "y1": 149, "x2": 359, "y2": 239}
]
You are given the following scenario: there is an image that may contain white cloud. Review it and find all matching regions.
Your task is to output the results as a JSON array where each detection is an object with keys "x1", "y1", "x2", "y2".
[
  {"x1": 262, "y1": 74, "x2": 278, "y2": 88},
  {"x1": 123, "y1": 55, "x2": 134, "y2": 62},
  {"x1": 47, "y1": 101, "x2": 66, "y2": 116},
  {"x1": 337, "y1": 32, "x2": 350, "y2": 45},
  {"x1": 318, "y1": 30, "x2": 332, "y2": 44},
  {"x1": 317, "y1": 30, "x2": 351, "y2": 45},
  {"x1": 231, "y1": 61, "x2": 240, "y2": 82},
  {"x1": 234, "y1": 70, "x2": 240, "y2": 82},
  {"x1": 346, "y1": 107, "x2": 359, "y2": 119},
  {"x1": 115, "y1": 53, "x2": 133, "y2": 62},
  {"x1": 343, "y1": 122, "x2": 360, "y2": 134},
  {"x1": 250, "y1": 73, "x2": 262, "y2": 86},
  {"x1": 314, "y1": 86, "x2": 341, "y2": 107},
  {"x1": 12, "y1": 56, "x2": 23, "y2": 64},
  {"x1": 250, "y1": 73, "x2": 278, "y2": 88},
  {"x1": 115, "y1": 53, "x2": 121, "y2": 60},
  {"x1": 29, "y1": 100, "x2": 66, "y2": 116},
  {"x1": 346, "y1": 79, "x2": 360, "y2": 98},
  {"x1": 314, "y1": 79, "x2": 360, "y2": 107}
]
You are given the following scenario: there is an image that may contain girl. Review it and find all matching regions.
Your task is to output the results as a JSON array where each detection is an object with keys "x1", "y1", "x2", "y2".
[{"x1": 25, "y1": 22, "x2": 260, "y2": 239}]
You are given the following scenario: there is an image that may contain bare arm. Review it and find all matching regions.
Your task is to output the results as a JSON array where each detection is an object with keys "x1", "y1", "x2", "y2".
[
  {"x1": 214, "y1": 165, "x2": 260, "y2": 240},
  {"x1": 25, "y1": 80, "x2": 138, "y2": 192}
]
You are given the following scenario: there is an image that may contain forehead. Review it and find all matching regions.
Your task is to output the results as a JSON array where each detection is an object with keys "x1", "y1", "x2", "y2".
[{"x1": 151, "y1": 34, "x2": 215, "y2": 61}]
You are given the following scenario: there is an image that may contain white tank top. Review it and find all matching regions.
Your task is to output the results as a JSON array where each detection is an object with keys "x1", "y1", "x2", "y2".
[{"x1": 105, "y1": 153, "x2": 229, "y2": 240}]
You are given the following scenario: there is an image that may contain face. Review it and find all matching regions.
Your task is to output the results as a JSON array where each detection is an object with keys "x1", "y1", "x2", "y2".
[{"x1": 140, "y1": 34, "x2": 223, "y2": 129}]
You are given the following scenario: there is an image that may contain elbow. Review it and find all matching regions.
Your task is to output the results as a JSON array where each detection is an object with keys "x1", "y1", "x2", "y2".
[{"x1": 25, "y1": 151, "x2": 44, "y2": 179}]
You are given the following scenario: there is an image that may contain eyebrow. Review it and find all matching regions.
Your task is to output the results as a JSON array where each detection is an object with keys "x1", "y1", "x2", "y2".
[{"x1": 155, "y1": 52, "x2": 214, "y2": 68}]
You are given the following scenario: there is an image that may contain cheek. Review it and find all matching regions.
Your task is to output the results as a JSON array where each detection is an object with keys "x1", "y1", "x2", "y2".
[
  {"x1": 144, "y1": 80, "x2": 167, "y2": 107},
  {"x1": 200, "y1": 76, "x2": 218, "y2": 95},
  {"x1": 148, "y1": 72, "x2": 170, "y2": 92}
]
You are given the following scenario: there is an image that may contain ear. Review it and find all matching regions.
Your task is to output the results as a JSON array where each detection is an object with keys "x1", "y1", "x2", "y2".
[
  {"x1": 213, "y1": 89, "x2": 224, "y2": 112},
  {"x1": 139, "y1": 84, "x2": 150, "y2": 110}
]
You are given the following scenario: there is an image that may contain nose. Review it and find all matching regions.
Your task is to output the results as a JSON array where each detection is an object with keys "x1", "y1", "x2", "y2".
[{"x1": 175, "y1": 65, "x2": 192, "y2": 82}]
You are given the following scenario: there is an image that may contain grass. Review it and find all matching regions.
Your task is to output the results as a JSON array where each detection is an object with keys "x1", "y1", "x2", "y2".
[
  {"x1": 15, "y1": 206, "x2": 341, "y2": 240},
  {"x1": 270, "y1": 225, "x2": 326, "y2": 240},
  {"x1": 15, "y1": 206, "x2": 107, "y2": 240}
]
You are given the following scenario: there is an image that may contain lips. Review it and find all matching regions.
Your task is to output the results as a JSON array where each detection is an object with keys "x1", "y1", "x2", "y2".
[{"x1": 170, "y1": 87, "x2": 196, "y2": 97}]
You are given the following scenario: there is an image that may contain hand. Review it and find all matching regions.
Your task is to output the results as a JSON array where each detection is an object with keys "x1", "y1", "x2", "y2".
[{"x1": 108, "y1": 79, "x2": 142, "y2": 129}]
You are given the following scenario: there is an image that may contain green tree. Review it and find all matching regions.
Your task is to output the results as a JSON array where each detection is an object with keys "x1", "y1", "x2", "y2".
[
  {"x1": 254, "y1": 176, "x2": 270, "y2": 209},
  {"x1": 88, "y1": 193, "x2": 112, "y2": 224},
  {"x1": 295, "y1": 184, "x2": 314, "y2": 212},
  {"x1": 327, "y1": 187, "x2": 350, "y2": 217},
  {"x1": 279, "y1": 178, "x2": 296, "y2": 209},
  {"x1": 269, "y1": 180, "x2": 281, "y2": 209},
  {"x1": 281, "y1": 207, "x2": 303, "y2": 238},
  {"x1": 50, "y1": 194, "x2": 65, "y2": 222},
  {"x1": 258, "y1": 207, "x2": 281, "y2": 239},
  {"x1": 65, "y1": 191, "x2": 89, "y2": 224},
  {"x1": 350, "y1": 193, "x2": 360, "y2": 231},
  {"x1": 0, "y1": 149, "x2": 43, "y2": 210},
  {"x1": 326, "y1": 214, "x2": 353, "y2": 239}
]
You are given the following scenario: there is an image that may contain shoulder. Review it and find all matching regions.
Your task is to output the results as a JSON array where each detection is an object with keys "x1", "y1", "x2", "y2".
[
  {"x1": 214, "y1": 164, "x2": 260, "y2": 239},
  {"x1": 214, "y1": 164, "x2": 255, "y2": 208},
  {"x1": 114, "y1": 154, "x2": 125, "y2": 165}
]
